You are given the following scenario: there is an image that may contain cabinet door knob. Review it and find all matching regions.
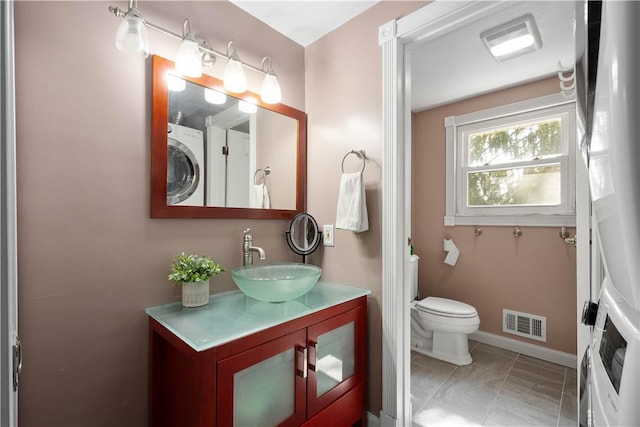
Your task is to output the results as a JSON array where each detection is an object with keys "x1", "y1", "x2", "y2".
[{"x1": 296, "y1": 346, "x2": 308, "y2": 378}]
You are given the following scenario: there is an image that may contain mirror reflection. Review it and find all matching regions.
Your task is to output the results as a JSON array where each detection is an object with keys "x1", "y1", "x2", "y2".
[
  {"x1": 285, "y1": 213, "x2": 321, "y2": 263},
  {"x1": 167, "y1": 77, "x2": 298, "y2": 209},
  {"x1": 151, "y1": 55, "x2": 306, "y2": 219}
]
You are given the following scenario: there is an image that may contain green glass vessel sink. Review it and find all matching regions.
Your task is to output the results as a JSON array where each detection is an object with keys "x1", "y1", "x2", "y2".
[{"x1": 231, "y1": 262, "x2": 322, "y2": 302}]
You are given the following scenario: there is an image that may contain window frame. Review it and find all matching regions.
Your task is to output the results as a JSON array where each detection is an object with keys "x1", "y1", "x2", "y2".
[{"x1": 445, "y1": 93, "x2": 576, "y2": 227}]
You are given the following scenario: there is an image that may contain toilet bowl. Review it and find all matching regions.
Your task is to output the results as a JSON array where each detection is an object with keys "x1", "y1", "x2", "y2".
[{"x1": 409, "y1": 255, "x2": 480, "y2": 366}]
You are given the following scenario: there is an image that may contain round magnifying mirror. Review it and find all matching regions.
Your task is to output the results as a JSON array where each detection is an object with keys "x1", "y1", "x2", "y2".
[{"x1": 285, "y1": 213, "x2": 321, "y2": 262}]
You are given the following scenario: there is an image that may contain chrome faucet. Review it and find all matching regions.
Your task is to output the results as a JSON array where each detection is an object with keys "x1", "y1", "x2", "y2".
[{"x1": 243, "y1": 229, "x2": 266, "y2": 266}]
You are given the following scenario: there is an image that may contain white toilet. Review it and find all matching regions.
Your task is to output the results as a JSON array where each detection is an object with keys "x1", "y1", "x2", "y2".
[{"x1": 409, "y1": 254, "x2": 480, "y2": 365}]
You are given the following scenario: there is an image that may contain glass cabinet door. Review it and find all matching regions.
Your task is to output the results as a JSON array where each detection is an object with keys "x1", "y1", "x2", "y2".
[
  {"x1": 217, "y1": 329, "x2": 307, "y2": 427},
  {"x1": 306, "y1": 306, "x2": 365, "y2": 417}
]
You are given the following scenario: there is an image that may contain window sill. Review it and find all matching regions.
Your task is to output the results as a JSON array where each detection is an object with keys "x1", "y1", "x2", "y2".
[{"x1": 444, "y1": 215, "x2": 576, "y2": 227}]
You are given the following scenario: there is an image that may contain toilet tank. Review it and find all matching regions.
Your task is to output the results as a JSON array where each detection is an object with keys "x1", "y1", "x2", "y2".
[{"x1": 409, "y1": 254, "x2": 419, "y2": 301}]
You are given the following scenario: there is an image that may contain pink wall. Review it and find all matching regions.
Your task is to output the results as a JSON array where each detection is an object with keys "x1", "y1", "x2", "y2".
[
  {"x1": 412, "y1": 77, "x2": 578, "y2": 355},
  {"x1": 304, "y1": 1, "x2": 428, "y2": 415},
  {"x1": 15, "y1": 2, "x2": 304, "y2": 425}
]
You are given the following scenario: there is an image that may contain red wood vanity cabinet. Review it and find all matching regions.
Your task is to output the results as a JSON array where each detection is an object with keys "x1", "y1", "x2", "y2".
[{"x1": 148, "y1": 293, "x2": 367, "y2": 427}]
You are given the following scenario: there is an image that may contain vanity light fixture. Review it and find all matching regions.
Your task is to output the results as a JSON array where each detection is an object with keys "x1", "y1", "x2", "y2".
[
  {"x1": 114, "y1": 0, "x2": 149, "y2": 57},
  {"x1": 238, "y1": 100, "x2": 258, "y2": 114},
  {"x1": 166, "y1": 73, "x2": 186, "y2": 92},
  {"x1": 204, "y1": 88, "x2": 227, "y2": 104},
  {"x1": 108, "y1": 2, "x2": 283, "y2": 103},
  {"x1": 260, "y1": 57, "x2": 282, "y2": 104},
  {"x1": 175, "y1": 19, "x2": 202, "y2": 78},
  {"x1": 200, "y1": 41, "x2": 216, "y2": 68},
  {"x1": 223, "y1": 41, "x2": 247, "y2": 93},
  {"x1": 480, "y1": 14, "x2": 542, "y2": 62}
]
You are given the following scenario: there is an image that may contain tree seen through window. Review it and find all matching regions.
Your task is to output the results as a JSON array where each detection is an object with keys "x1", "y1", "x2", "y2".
[{"x1": 466, "y1": 119, "x2": 562, "y2": 206}]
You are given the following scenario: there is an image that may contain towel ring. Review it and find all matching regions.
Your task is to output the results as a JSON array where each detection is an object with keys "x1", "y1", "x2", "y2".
[
  {"x1": 253, "y1": 166, "x2": 271, "y2": 184},
  {"x1": 341, "y1": 150, "x2": 366, "y2": 174}
]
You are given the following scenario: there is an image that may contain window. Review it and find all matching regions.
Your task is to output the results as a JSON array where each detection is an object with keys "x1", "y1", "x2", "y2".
[{"x1": 445, "y1": 93, "x2": 576, "y2": 226}]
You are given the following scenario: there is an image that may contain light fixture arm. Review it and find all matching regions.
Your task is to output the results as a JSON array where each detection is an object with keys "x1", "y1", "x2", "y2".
[
  {"x1": 261, "y1": 56, "x2": 273, "y2": 73},
  {"x1": 107, "y1": 4, "x2": 270, "y2": 76}
]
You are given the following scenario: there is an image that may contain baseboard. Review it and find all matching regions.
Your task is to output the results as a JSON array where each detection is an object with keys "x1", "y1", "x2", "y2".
[
  {"x1": 367, "y1": 411, "x2": 380, "y2": 427},
  {"x1": 470, "y1": 330, "x2": 577, "y2": 369}
]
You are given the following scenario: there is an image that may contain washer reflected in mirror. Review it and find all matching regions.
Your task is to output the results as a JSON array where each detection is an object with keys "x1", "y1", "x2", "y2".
[{"x1": 286, "y1": 213, "x2": 321, "y2": 263}]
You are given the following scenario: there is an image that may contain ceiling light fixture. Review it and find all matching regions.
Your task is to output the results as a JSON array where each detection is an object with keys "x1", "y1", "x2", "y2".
[
  {"x1": 108, "y1": 2, "x2": 283, "y2": 103},
  {"x1": 480, "y1": 14, "x2": 542, "y2": 62}
]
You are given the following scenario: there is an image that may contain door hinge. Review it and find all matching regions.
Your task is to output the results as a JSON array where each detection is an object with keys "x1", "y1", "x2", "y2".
[
  {"x1": 13, "y1": 335, "x2": 22, "y2": 392},
  {"x1": 222, "y1": 146, "x2": 229, "y2": 156}
]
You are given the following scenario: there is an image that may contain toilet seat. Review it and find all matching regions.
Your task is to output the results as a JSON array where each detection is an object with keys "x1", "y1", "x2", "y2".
[{"x1": 415, "y1": 297, "x2": 478, "y2": 319}]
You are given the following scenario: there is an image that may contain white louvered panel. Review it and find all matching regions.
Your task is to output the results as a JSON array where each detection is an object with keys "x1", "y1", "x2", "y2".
[{"x1": 503, "y1": 309, "x2": 546, "y2": 342}]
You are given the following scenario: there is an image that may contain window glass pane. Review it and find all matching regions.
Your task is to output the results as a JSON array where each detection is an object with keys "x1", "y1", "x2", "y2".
[
  {"x1": 467, "y1": 164, "x2": 561, "y2": 206},
  {"x1": 468, "y1": 119, "x2": 562, "y2": 166}
]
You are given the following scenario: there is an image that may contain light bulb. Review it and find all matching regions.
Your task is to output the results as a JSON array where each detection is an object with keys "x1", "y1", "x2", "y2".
[
  {"x1": 204, "y1": 88, "x2": 226, "y2": 104},
  {"x1": 261, "y1": 72, "x2": 282, "y2": 104},
  {"x1": 223, "y1": 58, "x2": 247, "y2": 93},
  {"x1": 115, "y1": 10, "x2": 149, "y2": 57},
  {"x1": 490, "y1": 34, "x2": 535, "y2": 57},
  {"x1": 176, "y1": 38, "x2": 202, "y2": 78}
]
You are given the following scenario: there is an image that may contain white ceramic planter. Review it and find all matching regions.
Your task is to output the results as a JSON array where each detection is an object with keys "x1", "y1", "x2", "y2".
[{"x1": 181, "y1": 280, "x2": 210, "y2": 307}]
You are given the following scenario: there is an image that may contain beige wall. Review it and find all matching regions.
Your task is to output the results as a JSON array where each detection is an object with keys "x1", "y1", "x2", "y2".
[
  {"x1": 412, "y1": 77, "x2": 578, "y2": 355},
  {"x1": 256, "y1": 109, "x2": 297, "y2": 209},
  {"x1": 15, "y1": 2, "x2": 304, "y2": 425},
  {"x1": 304, "y1": 1, "x2": 428, "y2": 416}
]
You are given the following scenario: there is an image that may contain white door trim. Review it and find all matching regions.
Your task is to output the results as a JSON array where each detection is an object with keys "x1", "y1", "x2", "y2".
[{"x1": 1, "y1": 1, "x2": 19, "y2": 425}]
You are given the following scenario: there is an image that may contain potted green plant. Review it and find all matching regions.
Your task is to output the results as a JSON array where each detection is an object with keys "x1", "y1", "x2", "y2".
[{"x1": 168, "y1": 252, "x2": 225, "y2": 307}]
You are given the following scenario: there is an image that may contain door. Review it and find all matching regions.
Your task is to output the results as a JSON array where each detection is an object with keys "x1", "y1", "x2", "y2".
[
  {"x1": 225, "y1": 129, "x2": 250, "y2": 208},
  {"x1": 217, "y1": 329, "x2": 307, "y2": 427},
  {"x1": 1, "y1": 1, "x2": 19, "y2": 424},
  {"x1": 306, "y1": 307, "x2": 365, "y2": 418}
]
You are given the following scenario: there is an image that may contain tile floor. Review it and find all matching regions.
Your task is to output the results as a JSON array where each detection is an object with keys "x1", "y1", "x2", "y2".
[{"x1": 411, "y1": 341, "x2": 578, "y2": 427}]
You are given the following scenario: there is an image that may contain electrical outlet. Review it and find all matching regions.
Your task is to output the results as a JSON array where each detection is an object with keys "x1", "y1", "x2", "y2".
[{"x1": 323, "y1": 225, "x2": 335, "y2": 247}]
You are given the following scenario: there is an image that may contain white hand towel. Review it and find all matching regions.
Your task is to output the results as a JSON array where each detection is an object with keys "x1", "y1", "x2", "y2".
[
  {"x1": 250, "y1": 184, "x2": 270, "y2": 209},
  {"x1": 336, "y1": 172, "x2": 369, "y2": 233}
]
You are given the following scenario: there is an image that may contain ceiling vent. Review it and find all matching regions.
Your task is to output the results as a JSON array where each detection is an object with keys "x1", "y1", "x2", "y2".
[{"x1": 480, "y1": 14, "x2": 543, "y2": 62}]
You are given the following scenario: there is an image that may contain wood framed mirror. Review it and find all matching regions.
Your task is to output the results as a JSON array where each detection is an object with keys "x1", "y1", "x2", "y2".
[{"x1": 151, "y1": 55, "x2": 306, "y2": 219}]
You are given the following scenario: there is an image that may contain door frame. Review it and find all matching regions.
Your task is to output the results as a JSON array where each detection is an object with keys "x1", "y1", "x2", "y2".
[
  {"x1": 1, "y1": 0, "x2": 19, "y2": 425},
  {"x1": 379, "y1": 1, "x2": 587, "y2": 424}
]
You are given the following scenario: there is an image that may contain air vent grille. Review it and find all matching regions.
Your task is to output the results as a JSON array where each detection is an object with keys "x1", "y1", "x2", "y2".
[{"x1": 503, "y1": 309, "x2": 546, "y2": 342}]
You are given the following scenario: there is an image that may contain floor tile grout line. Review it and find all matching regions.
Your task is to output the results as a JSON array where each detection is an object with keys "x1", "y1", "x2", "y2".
[
  {"x1": 481, "y1": 350, "x2": 519, "y2": 426},
  {"x1": 555, "y1": 367, "x2": 568, "y2": 427}
]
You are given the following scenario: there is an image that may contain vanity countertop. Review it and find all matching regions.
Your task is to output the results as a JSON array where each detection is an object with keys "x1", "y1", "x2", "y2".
[{"x1": 146, "y1": 281, "x2": 371, "y2": 352}]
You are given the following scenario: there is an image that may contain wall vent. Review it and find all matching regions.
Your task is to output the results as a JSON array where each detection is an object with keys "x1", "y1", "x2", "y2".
[{"x1": 503, "y1": 309, "x2": 546, "y2": 342}]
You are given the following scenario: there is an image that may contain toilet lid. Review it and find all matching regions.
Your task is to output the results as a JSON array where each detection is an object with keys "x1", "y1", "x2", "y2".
[{"x1": 416, "y1": 297, "x2": 478, "y2": 318}]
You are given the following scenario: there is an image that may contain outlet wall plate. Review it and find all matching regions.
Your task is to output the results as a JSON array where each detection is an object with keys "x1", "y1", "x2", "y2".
[{"x1": 323, "y1": 225, "x2": 335, "y2": 247}]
